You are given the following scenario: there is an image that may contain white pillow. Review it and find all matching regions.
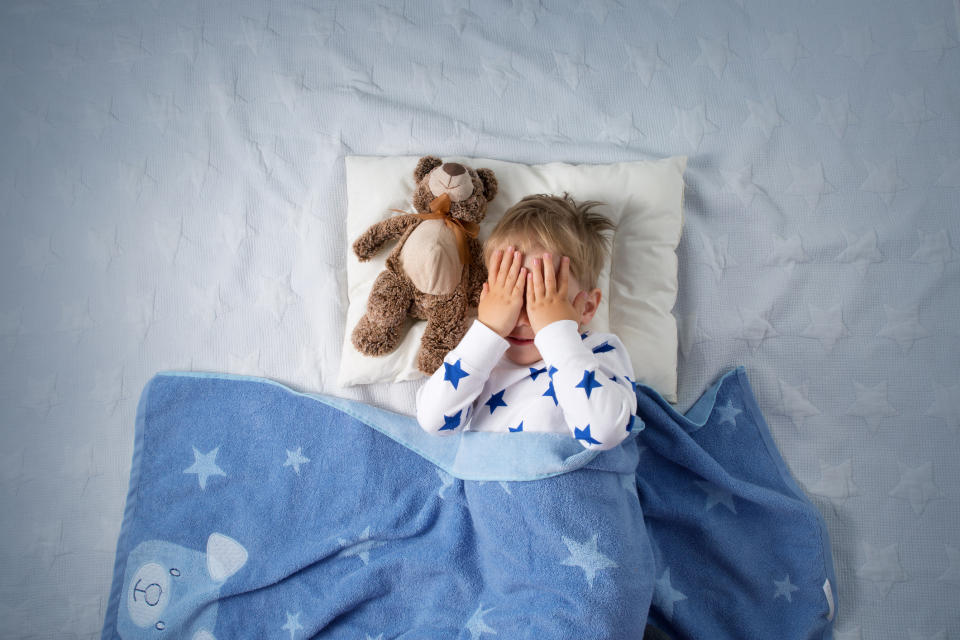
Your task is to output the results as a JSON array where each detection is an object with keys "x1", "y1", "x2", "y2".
[{"x1": 339, "y1": 155, "x2": 686, "y2": 403}]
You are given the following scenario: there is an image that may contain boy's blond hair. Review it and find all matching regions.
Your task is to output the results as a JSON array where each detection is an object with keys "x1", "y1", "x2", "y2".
[{"x1": 484, "y1": 193, "x2": 615, "y2": 289}]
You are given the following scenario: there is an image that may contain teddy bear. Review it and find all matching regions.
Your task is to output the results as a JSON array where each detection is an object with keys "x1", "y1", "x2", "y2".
[{"x1": 351, "y1": 155, "x2": 498, "y2": 375}]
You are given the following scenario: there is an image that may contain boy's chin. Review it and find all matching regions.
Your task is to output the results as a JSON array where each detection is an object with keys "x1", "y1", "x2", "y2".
[{"x1": 505, "y1": 344, "x2": 543, "y2": 366}]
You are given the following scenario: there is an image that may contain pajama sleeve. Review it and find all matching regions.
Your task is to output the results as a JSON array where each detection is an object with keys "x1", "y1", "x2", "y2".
[
  {"x1": 534, "y1": 320, "x2": 639, "y2": 451},
  {"x1": 416, "y1": 319, "x2": 509, "y2": 436}
]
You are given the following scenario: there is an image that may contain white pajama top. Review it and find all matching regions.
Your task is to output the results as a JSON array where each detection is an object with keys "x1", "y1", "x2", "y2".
[{"x1": 415, "y1": 319, "x2": 639, "y2": 451}]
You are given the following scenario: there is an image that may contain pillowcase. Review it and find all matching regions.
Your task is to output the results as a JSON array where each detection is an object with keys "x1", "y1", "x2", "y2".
[{"x1": 339, "y1": 155, "x2": 686, "y2": 403}]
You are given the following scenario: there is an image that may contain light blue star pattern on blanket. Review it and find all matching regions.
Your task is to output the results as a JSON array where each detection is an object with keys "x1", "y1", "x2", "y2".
[
  {"x1": 183, "y1": 446, "x2": 225, "y2": 490},
  {"x1": 283, "y1": 447, "x2": 310, "y2": 475},
  {"x1": 561, "y1": 534, "x2": 618, "y2": 588},
  {"x1": 280, "y1": 611, "x2": 302, "y2": 639}
]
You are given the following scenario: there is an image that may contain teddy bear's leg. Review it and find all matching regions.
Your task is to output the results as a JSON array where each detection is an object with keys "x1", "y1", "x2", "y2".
[
  {"x1": 416, "y1": 291, "x2": 469, "y2": 375},
  {"x1": 352, "y1": 270, "x2": 413, "y2": 356}
]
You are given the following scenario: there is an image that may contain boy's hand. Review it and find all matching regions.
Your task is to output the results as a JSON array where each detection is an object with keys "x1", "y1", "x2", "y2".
[
  {"x1": 526, "y1": 254, "x2": 586, "y2": 334},
  {"x1": 478, "y1": 247, "x2": 527, "y2": 338}
]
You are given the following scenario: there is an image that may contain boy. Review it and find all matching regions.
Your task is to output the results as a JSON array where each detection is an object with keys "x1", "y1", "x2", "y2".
[{"x1": 416, "y1": 194, "x2": 638, "y2": 451}]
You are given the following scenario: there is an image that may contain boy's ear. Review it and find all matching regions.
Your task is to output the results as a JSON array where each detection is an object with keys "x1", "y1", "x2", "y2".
[{"x1": 578, "y1": 288, "x2": 602, "y2": 326}]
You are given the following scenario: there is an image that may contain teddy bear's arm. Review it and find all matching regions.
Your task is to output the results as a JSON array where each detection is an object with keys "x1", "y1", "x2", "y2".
[
  {"x1": 352, "y1": 214, "x2": 421, "y2": 261},
  {"x1": 466, "y1": 237, "x2": 487, "y2": 307}
]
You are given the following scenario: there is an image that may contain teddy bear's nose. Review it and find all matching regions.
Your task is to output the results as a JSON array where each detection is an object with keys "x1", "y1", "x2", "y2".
[{"x1": 442, "y1": 162, "x2": 466, "y2": 176}]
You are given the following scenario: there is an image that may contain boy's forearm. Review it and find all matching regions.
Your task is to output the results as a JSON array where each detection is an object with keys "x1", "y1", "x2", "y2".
[
  {"x1": 534, "y1": 321, "x2": 638, "y2": 450},
  {"x1": 416, "y1": 320, "x2": 508, "y2": 434}
]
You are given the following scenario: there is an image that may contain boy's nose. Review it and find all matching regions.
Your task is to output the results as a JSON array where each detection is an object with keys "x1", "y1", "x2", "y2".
[{"x1": 516, "y1": 306, "x2": 530, "y2": 327}]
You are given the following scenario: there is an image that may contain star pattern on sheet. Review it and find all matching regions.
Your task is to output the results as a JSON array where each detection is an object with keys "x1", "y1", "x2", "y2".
[
  {"x1": 694, "y1": 33, "x2": 736, "y2": 80},
  {"x1": 835, "y1": 25, "x2": 882, "y2": 68},
  {"x1": 938, "y1": 546, "x2": 960, "y2": 586},
  {"x1": 743, "y1": 96, "x2": 785, "y2": 140},
  {"x1": 764, "y1": 234, "x2": 809, "y2": 271},
  {"x1": 785, "y1": 161, "x2": 834, "y2": 211},
  {"x1": 877, "y1": 305, "x2": 929, "y2": 351},
  {"x1": 777, "y1": 378, "x2": 821, "y2": 427},
  {"x1": 887, "y1": 89, "x2": 938, "y2": 137},
  {"x1": 698, "y1": 231, "x2": 737, "y2": 280},
  {"x1": 719, "y1": 164, "x2": 766, "y2": 208},
  {"x1": 625, "y1": 42, "x2": 668, "y2": 87},
  {"x1": 910, "y1": 19, "x2": 959, "y2": 61},
  {"x1": 888, "y1": 462, "x2": 940, "y2": 516},
  {"x1": 857, "y1": 542, "x2": 908, "y2": 597},
  {"x1": 846, "y1": 381, "x2": 898, "y2": 430},
  {"x1": 807, "y1": 459, "x2": 860, "y2": 502},
  {"x1": 925, "y1": 382, "x2": 960, "y2": 430},
  {"x1": 673, "y1": 103, "x2": 720, "y2": 151},
  {"x1": 860, "y1": 158, "x2": 908, "y2": 205},
  {"x1": 909, "y1": 230, "x2": 955, "y2": 274},
  {"x1": 815, "y1": 93, "x2": 858, "y2": 139},
  {"x1": 800, "y1": 303, "x2": 850, "y2": 352},
  {"x1": 836, "y1": 230, "x2": 883, "y2": 275}
]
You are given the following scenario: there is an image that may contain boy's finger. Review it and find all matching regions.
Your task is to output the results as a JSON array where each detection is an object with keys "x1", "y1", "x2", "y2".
[
  {"x1": 480, "y1": 282, "x2": 489, "y2": 301},
  {"x1": 513, "y1": 267, "x2": 526, "y2": 296},
  {"x1": 531, "y1": 258, "x2": 546, "y2": 299},
  {"x1": 497, "y1": 246, "x2": 514, "y2": 285},
  {"x1": 506, "y1": 249, "x2": 523, "y2": 286},
  {"x1": 557, "y1": 256, "x2": 570, "y2": 294},
  {"x1": 487, "y1": 249, "x2": 503, "y2": 277},
  {"x1": 542, "y1": 253, "x2": 556, "y2": 293}
]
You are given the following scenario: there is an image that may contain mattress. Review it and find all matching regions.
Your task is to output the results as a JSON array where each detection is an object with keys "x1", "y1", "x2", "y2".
[{"x1": 1, "y1": 1, "x2": 958, "y2": 637}]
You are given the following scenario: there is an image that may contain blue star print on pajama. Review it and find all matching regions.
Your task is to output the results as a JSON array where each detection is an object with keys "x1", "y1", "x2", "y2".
[
  {"x1": 576, "y1": 370, "x2": 603, "y2": 398},
  {"x1": 443, "y1": 359, "x2": 469, "y2": 389},
  {"x1": 415, "y1": 319, "x2": 638, "y2": 451},
  {"x1": 485, "y1": 390, "x2": 507, "y2": 413},
  {"x1": 441, "y1": 410, "x2": 462, "y2": 431},
  {"x1": 575, "y1": 425, "x2": 602, "y2": 445}
]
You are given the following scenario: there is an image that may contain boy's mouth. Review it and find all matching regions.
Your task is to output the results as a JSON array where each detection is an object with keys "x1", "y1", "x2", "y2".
[{"x1": 507, "y1": 335, "x2": 534, "y2": 346}]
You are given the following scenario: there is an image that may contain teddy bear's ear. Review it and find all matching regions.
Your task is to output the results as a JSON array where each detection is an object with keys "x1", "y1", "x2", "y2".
[
  {"x1": 414, "y1": 156, "x2": 443, "y2": 183},
  {"x1": 476, "y1": 168, "x2": 498, "y2": 202}
]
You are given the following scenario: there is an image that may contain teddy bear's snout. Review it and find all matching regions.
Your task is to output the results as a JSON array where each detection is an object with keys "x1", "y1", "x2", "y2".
[{"x1": 428, "y1": 165, "x2": 474, "y2": 203}]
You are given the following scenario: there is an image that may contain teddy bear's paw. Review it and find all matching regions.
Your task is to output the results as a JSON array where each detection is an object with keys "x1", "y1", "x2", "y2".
[
  {"x1": 416, "y1": 348, "x2": 445, "y2": 375},
  {"x1": 352, "y1": 316, "x2": 404, "y2": 356}
]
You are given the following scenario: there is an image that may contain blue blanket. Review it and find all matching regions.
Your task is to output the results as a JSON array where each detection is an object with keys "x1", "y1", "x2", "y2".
[{"x1": 102, "y1": 368, "x2": 836, "y2": 639}]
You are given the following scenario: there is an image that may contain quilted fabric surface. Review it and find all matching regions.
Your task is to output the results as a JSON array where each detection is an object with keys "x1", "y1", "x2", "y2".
[{"x1": 1, "y1": 1, "x2": 959, "y2": 638}]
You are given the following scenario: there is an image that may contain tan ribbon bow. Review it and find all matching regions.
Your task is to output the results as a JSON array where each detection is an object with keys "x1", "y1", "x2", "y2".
[{"x1": 413, "y1": 192, "x2": 479, "y2": 266}]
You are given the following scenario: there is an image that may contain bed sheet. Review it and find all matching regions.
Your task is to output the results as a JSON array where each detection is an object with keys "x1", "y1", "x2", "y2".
[{"x1": 1, "y1": 1, "x2": 958, "y2": 638}]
